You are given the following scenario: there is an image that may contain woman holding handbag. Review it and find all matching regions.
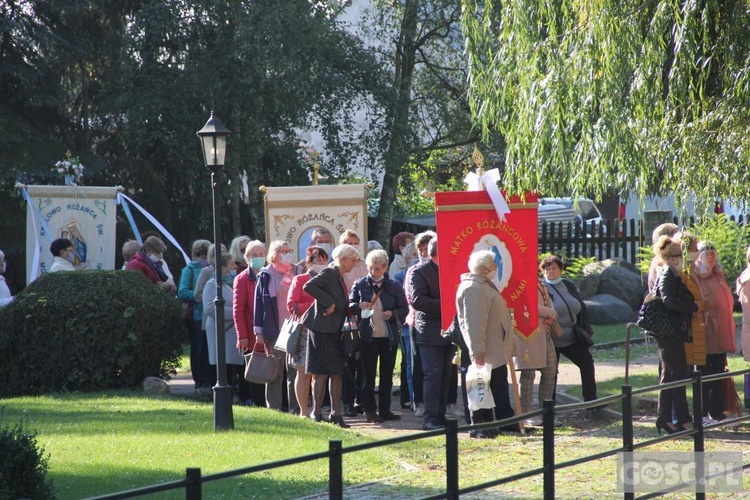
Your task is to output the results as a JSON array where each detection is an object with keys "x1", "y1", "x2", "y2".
[
  {"x1": 303, "y1": 243, "x2": 360, "y2": 427},
  {"x1": 286, "y1": 246, "x2": 329, "y2": 418},
  {"x1": 349, "y1": 249, "x2": 409, "y2": 423},
  {"x1": 541, "y1": 255, "x2": 600, "y2": 411}
]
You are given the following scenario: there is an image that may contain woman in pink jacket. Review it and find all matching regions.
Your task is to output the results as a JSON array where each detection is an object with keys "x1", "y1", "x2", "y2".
[{"x1": 286, "y1": 246, "x2": 329, "y2": 417}]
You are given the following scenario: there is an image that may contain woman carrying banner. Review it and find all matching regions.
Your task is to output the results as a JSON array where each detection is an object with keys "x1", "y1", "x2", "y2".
[
  {"x1": 349, "y1": 249, "x2": 408, "y2": 423},
  {"x1": 456, "y1": 250, "x2": 518, "y2": 438},
  {"x1": 653, "y1": 236, "x2": 698, "y2": 435},
  {"x1": 303, "y1": 244, "x2": 360, "y2": 427},
  {"x1": 253, "y1": 240, "x2": 301, "y2": 411},
  {"x1": 286, "y1": 245, "x2": 329, "y2": 418}
]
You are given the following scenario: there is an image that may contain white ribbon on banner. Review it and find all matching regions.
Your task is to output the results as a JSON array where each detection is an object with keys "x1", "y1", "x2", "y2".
[
  {"x1": 116, "y1": 193, "x2": 190, "y2": 266},
  {"x1": 463, "y1": 168, "x2": 511, "y2": 221}
]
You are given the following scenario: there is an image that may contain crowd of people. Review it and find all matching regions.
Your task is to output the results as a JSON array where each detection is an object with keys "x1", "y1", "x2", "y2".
[{"x1": 5, "y1": 220, "x2": 747, "y2": 439}]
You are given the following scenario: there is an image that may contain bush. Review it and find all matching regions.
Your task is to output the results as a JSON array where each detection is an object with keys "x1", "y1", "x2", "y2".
[
  {"x1": 0, "y1": 412, "x2": 56, "y2": 500},
  {"x1": 0, "y1": 271, "x2": 183, "y2": 397}
]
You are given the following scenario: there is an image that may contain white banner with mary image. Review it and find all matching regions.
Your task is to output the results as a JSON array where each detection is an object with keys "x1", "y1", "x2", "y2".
[{"x1": 23, "y1": 185, "x2": 119, "y2": 283}]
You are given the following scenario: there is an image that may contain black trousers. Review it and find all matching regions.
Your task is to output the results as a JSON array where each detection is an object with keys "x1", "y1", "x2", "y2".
[
  {"x1": 361, "y1": 338, "x2": 398, "y2": 413},
  {"x1": 699, "y1": 353, "x2": 727, "y2": 420},
  {"x1": 419, "y1": 342, "x2": 454, "y2": 425},
  {"x1": 656, "y1": 336, "x2": 690, "y2": 423},
  {"x1": 555, "y1": 341, "x2": 598, "y2": 402}
]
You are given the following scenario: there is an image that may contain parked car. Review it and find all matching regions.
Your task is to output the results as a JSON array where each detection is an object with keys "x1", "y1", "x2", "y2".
[{"x1": 539, "y1": 197, "x2": 606, "y2": 235}]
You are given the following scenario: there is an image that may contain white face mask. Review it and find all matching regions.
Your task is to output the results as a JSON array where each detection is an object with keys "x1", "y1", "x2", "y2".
[
  {"x1": 670, "y1": 258, "x2": 683, "y2": 271},
  {"x1": 316, "y1": 243, "x2": 332, "y2": 255},
  {"x1": 65, "y1": 252, "x2": 76, "y2": 264},
  {"x1": 281, "y1": 253, "x2": 294, "y2": 264},
  {"x1": 311, "y1": 264, "x2": 327, "y2": 273},
  {"x1": 486, "y1": 270, "x2": 498, "y2": 281},
  {"x1": 148, "y1": 253, "x2": 162, "y2": 262}
]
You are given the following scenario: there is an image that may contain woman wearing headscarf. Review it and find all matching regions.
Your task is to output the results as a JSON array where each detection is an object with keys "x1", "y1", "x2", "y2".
[
  {"x1": 303, "y1": 244, "x2": 360, "y2": 427},
  {"x1": 203, "y1": 253, "x2": 247, "y2": 404},
  {"x1": 456, "y1": 250, "x2": 517, "y2": 438},
  {"x1": 653, "y1": 236, "x2": 698, "y2": 435},
  {"x1": 286, "y1": 245, "x2": 329, "y2": 418},
  {"x1": 253, "y1": 240, "x2": 301, "y2": 411},
  {"x1": 349, "y1": 249, "x2": 408, "y2": 423},
  {"x1": 694, "y1": 240, "x2": 736, "y2": 424}
]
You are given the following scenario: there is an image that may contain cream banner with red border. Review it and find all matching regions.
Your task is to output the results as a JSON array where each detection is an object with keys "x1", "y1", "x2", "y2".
[
  {"x1": 263, "y1": 185, "x2": 368, "y2": 261},
  {"x1": 435, "y1": 191, "x2": 539, "y2": 339}
]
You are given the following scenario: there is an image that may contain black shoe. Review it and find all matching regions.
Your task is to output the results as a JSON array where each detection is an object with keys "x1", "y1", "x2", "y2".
[
  {"x1": 353, "y1": 404, "x2": 365, "y2": 415},
  {"x1": 469, "y1": 429, "x2": 495, "y2": 439},
  {"x1": 422, "y1": 422, "x2": 445, "y2": 431},
  {"x1": 655, "y1": 418, "x2": 679, "y2": 436},
  {"x1": 329, "y1": 413, "x2": 350, "y2": 428},
  {"x1": 342, "y1": 405, "x2": 358, "y2": 418},
  {"x1": 311, "y1": 414, "x2": 326, "y2": 423},
  {"x1": 379, "y1": 411, "x2": 401, "y2": 421}
]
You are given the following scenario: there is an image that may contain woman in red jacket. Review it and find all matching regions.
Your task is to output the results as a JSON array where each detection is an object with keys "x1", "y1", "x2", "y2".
[
  {"x1": 232, "y1": 245, "x2": 264, "y2": 406},
  {"x1": 287, "y1": 246, "x2": 329, "y2": 417}
]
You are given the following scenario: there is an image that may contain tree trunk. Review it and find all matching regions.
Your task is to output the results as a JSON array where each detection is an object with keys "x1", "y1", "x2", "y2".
[{"x1": 374, "y1": 0, "x2": 418, "y2": 251}]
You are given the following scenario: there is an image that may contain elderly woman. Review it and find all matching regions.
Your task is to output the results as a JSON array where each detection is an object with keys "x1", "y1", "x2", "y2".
[
  {"x1": 229, "y1": 235, "x2": 252, "y2": 273},
  {"x1": 457, "y1": 250, "x2": 517, "y2": 438},
  {"x1": 254, "y1": 240, "x2": 302, "y2": 411},
  {"x1": 287, "y1": 246, "x2": 329, "y2": 417},
  {"x1": 203, "y1": 253, "x2": 247, "y2": 403},
  {"x1": 541, "y1": 255, "x2": 599, "y2": 408},
  {"x1": 653, "y1": 235, "x2": 699, "y2": 435},
  {"x1": 178, "y1": 239, "x2": 212, "y2": 395},
  {"x1": 303, "y1": 244, "x2": 361, "y2": 427},
  {"x1": 349, "y1": 249, "x2": 408, "y2": 423},
  {"x1": 514, "y1": 277, "x2": 559, "y2": 427},
  {"x1": 245, "y1": 240, "x2": 267, "y2": 275},
  {"x1": 694, "y1": 241, "x2": 736, "y2": 425},
  {"x1": 125, "y1": 236, "x2": 175, "y2": 294},
  {"x1": 0, "y1": 250, "x2": 13, "y2": 307}
]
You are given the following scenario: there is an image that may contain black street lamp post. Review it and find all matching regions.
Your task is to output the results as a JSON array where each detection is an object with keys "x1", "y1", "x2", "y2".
[{"x1": 196, "y1": 111, "x2": 233, "y2": 431}]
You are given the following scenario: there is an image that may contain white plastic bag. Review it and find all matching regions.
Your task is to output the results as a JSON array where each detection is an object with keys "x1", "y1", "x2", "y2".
[{"x1": 466, "y1": 362, "x2": 495, "y2": 411}]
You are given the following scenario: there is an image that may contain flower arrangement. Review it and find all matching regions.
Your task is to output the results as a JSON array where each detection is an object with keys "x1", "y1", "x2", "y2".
[{"x1": 52, "y1": 152, "x2": 85, "y2": 184}]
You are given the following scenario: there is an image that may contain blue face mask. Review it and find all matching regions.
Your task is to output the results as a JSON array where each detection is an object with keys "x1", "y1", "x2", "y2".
[
  {"x1": 250, "y1": 257, "x2": 265, "y2": 270},
  {"x1": 222, "y1": 271, "x2": 236, "y2": 285},
  {"x1": 544, "y1": 277, "x2": 563, "y2": 285}
]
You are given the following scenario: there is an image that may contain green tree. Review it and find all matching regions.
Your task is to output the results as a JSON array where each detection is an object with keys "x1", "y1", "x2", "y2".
[{"x1": 460, "y1": 1, "x2": 750, "y2": 205}]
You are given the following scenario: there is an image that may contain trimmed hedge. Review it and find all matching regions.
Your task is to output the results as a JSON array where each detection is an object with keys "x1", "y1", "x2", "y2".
[
  {"x1": 0, "y1": 413, "x2": 56, "y2": 499},
  {"x1": 0, "y1": 271, "x2": 183, "y2": 397}
]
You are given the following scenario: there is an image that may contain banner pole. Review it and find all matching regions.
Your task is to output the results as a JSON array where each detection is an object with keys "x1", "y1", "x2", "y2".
[{"x1": 507, "y1": 357, "x2": 525, "y2": 435}]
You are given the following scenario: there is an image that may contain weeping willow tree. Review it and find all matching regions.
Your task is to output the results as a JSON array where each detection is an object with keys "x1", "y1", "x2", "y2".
[{"x1": 460, "y1": 1, "x2": 750, "y2": 208}]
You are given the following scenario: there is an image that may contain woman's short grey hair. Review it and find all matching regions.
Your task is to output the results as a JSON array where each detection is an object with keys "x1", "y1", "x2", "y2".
[
  {"x1": 229, "y1": 235, "x2": 251, "y2": 263},
  {"x1": 332, "y1": 243, "x2": 360, "y2": 263},
  {"x1": 468, "y1": 250, "x2": 495, "y2": 274},
  {"x1": 191, "y1": 239, "x2": 211, "y2": 259},
  {"x1": 268, "y1": 240, "x2": 290, "y2": 262},
  {"x1": 243, "y1": 240, "x2": 266, "y2": 260},
  {"x1": 366, "y1": 249, "x2": 388, "y2": 267}
]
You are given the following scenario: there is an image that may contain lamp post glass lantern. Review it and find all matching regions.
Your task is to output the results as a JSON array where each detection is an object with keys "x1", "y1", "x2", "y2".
[{"x1": 196, "y1": 111, "x2": 233, "y2": 430}]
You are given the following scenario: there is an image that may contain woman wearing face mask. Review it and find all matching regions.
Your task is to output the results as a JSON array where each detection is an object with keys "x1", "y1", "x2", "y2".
[
  {"x1": 540, "y1": 255, "x2": 600, "y2": 411},
  {"x1": 456, "y1": 250, "x2": 518, "y2": 438},
  {"x1": 203, "y1": 253, "x2": 248, "y2": 404},
  {"x1": 693, "y1": 240, "x2": 736, "y2": 425},
  {"x1": 653, "y1": 236, "x2": 699, "y2": 435},
  {"x1": 349, "y1": 249, "x2": 408, "y2": 423},
  {"x1": 49, "y1": 238, "x2": 77, "y2": 272},
  {"x1": 125, "y1": 236, "x2": 175, "y2": 294},
  {"x1": 253, "y1": 240, "x2": 301, "y2": 411},
  {"x1": 245, "y1": 240, "x2": 267, "y2": 275},
  {"x1": 286, "y1": 246, "x2": 329, "y2": 417}
]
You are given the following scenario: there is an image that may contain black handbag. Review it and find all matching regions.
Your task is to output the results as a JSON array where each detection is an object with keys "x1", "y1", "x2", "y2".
[
  {"x1": 441, "y1": 314, "x2": 468, "y2": 351},
  {"x1": 275, "y1": 310, "x2": 303, "y2": 354},
  {"x1": 341, "y1": 317, "x2": 362, "y2": 356},
  {"x1": 636, "y1": 294, "x2": 687, "y2": 341}
]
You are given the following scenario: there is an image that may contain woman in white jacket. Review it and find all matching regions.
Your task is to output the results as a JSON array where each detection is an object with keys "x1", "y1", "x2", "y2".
[{"x1": 203, "y1": 253, "x2": 245, "y2": 402}]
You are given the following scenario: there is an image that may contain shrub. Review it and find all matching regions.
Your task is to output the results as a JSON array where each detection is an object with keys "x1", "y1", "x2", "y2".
[
  {"x1": 0, "y1": 412, "x2": 56, "y2": 500},
  {"x1": 0, "y1": 271, "x2": 183, "y2": 397}
]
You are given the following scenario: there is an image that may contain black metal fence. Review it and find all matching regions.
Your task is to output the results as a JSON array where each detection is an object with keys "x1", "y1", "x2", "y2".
[{"x1": 89, "y1": 327, "x2": 750, "y2": 500}]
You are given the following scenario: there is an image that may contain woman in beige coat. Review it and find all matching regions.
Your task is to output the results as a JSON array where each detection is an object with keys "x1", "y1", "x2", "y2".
[
  {"x1": 456, "y1": 250, "x2": 518, "y2": 438},
  {"x1": 514, "y1": 279, "x2": 558, "y2": 426}
]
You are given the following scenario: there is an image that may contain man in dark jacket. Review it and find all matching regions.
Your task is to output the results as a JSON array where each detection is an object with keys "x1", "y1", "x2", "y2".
[{"x1": 408, "y1": 238, "x2": 454, "y2": 430}]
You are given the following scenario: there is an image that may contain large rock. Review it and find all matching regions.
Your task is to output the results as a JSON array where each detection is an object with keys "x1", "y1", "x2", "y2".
[
  {"x1": 582, "y1": 257, "x2": 639, "y2": 276},
  {"x1": 143, "y1": 376, "x2": 170, "y2": 395},
  {"x1": 577, "y1": 274, "x2": 600, "y2": 299},
  {"x1": 597, "y1": 265, "x2": 646, "y2": 310},
  {"x1": 585, "y1": 294, "x2": 637, "y2": 324}
]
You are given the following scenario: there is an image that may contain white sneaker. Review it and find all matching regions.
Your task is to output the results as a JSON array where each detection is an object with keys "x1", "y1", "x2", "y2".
[
  {"x1": 702, "y1": 416, "x2": 717, "y2": 426},
  {"x1": 524, "y1": 417, "x2": 543, "y2": 427},
  {"x1": 413, "y1": 403, "x2": 425, "y2": 417},
  {"x1": 446, "y1": 403, "x2": 462, "y2": 418}
]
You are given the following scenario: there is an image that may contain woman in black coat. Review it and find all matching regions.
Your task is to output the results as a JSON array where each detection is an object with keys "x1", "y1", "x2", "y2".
[
  {"x1": 653, "y1": 235, "x2": 699, "y2": 435},
  {"x1": 303, "y1": 243, "x2": 360, "y2": 427}
]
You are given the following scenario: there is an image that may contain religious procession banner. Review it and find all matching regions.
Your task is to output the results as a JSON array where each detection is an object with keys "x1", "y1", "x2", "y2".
[
  {"x1": 434, "y1": 190, "x2": 539, "y2": 340},
  {"x1": 23, "y1": 185, "x2": 119, "y2": 283},
  {"x1": 263, "y1": 184, "x2": 368, "y2": 261}
]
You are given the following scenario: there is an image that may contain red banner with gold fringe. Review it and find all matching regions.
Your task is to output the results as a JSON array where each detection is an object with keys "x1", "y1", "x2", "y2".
[{"x1": 434, "y1": 191, "x2": 538, "y2": 339}]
